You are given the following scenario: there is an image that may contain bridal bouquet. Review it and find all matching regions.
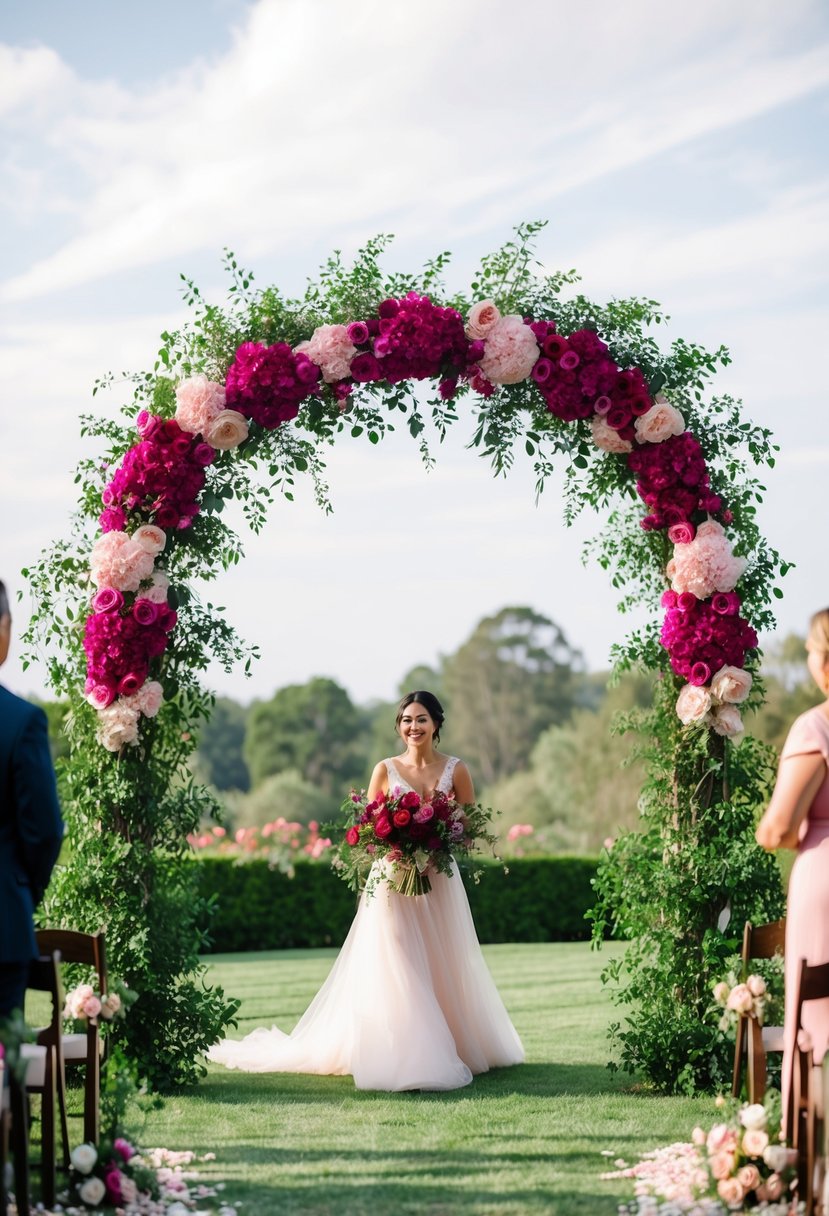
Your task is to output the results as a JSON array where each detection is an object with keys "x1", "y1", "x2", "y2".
[{"x1": 332, "y1": 786, "x2": 499, "y2": 897}]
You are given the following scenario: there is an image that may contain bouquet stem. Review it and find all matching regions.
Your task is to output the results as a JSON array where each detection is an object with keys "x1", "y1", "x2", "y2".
[{"x1": 392, "y1": 862, "x2": 432, "y2": 897}]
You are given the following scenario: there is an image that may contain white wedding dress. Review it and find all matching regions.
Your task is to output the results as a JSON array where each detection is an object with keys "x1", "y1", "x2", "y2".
[{"x1": 207, "y1": 756, "x2": 525, "y2": 1091}]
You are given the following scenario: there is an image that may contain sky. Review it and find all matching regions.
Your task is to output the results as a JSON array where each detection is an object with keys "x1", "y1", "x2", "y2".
[{"x1": 2, "y1": 0, "x2": 828, "y2": 708}]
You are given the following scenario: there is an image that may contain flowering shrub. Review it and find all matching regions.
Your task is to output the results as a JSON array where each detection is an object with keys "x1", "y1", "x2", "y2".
[{"x1": 188, "y1": 818, "x2": 332, "y2": 875}]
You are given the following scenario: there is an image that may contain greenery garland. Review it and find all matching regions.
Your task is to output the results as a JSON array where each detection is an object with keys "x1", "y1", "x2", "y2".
[{"x1": 23, "y1": 221, "x2": 786, "y2": 1090}]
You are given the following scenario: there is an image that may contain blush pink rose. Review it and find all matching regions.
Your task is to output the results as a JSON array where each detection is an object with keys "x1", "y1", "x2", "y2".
[
  {"x1": 737, "y1": 1164, "x2": 760, "y2": 1190},
  {"x1": 174, "y1": 374, "x2": 226, "y2": 436},
  {"x1": 726, "y1": 982, "x2": 754, "y2": 1013},
  {"x1": 141, "y1": 572, "x2": 170, "y2": 604},
  {"x1": 764, "y1": 1173, "x2": 784, "y2": 1200},
  {"x1": 132, "y1": 525, "x2": 167, "y2": 555},
  {"x1": 478, "y1": 316, "x2": 539, "y2": 385},
  {"x1": 205, "y1": 409, "x2": 250, "y2": 450},
  {"x1": 591, "y1": 416, "x2": 633, "y2": 454},
  {"x1": 81, "y1": 995, "x2": 102, "y2": 1019},
  {"x1": 706, "y1": 1124, "x2": 737, "y2": 1155},
  {"x1": 712, "y1": 981, "x2": 730, "y2": 1004},
  {"x1": 86, "y1": 683, "x2": 117, "y2": 711},
  {"x1": 711, "y1": 704, "x2": 744, "y2": 738},
  {"x1": 710, "y1": 665, "x2": 752, "y2": 704},
  {"x1": 746, "y1": 975, "x2": 766, "y2": 999},
  {"x1": 742, "y1": 1128, "x2": 769, "y2": 1156},
  {"x1": 634, "y1": 394, "x2": 685, "y2": 444},
  {"x1": 691, "y1": 1126, "x2": 707, "y2": 1146},
  {"x1": 465, "y1": 300, "x2": 501, "y2": 340},
  {"x1": 716, "y1": 1177, "x2": 744, "y2": 1206},
  {"x1": 676, "y1": 683, "x2": 712, "y2": 725},
  {"x1": 710, "y1": 1150, "x2": 736, "y2": 1180},
  {"x1": 294, "y1": 324, "x2": 357, "y2": 383}
]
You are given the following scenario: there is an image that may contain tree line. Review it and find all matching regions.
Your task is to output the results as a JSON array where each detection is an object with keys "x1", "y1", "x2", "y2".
[{"x1": 37, "y1": 609, "x2": 820, "y2": 855}]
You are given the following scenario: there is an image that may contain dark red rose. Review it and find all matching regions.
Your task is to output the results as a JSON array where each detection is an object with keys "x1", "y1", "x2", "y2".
[
  {"x1": 345, "y1": 826, "x2": 360, "y2": 846},
  {"x1": 374, "y1": 815, "x2": 393, "y2": 839},
  {"x1": 399, "y1": 790, "x2": 421, "y2": 811},
  {"x1": 393, "y1": 810, "x2": 411, "y2": 828}
]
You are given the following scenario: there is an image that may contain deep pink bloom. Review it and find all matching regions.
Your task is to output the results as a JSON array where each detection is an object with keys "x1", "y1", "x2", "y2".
[
  {"x1": 92, "y1": 588, "x2": 125, "y2": 614},
  {"x1": 347, "y1": 321, "x2": 369, "y2": 345}
]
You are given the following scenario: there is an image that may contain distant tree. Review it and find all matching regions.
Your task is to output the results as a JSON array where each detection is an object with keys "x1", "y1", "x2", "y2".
[
  {"x1": 488, "y1": 672, "x2": 651, "y2": 853},
  {"x1": 442, "y1": 606, "x2": 584, "y2": 786},
  {"x1": 194, "y1": 696, "x2": 250, "y2": 791},
  {"x1": 244, "y1": 677, "x2": 369, "y2": 794},
  {"x1": 397, "y1": 664, "x2": 446, "y2": 704}
]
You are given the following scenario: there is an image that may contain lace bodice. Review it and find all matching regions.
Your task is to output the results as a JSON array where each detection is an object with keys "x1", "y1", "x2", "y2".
[{"x1": 384, "y1": 755, "x2": 459, "y2": 798}]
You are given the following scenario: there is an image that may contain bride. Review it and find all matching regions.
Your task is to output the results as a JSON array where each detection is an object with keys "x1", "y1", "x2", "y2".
[{"x1": 208, "y1": 690, "x2": 524, "y2": 1091}]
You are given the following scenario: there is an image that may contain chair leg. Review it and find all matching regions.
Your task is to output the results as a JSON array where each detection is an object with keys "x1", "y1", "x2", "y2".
[
  {"x1": 55, "y1": 1052, "x2": 71, "y2": 1168},
  {"x1": 732, "y1": 1013, "x2": 746, "y2": 1098},
  {"x1": 747, "y1": 1016, "x2": 766, "y2": 1105},
  {"x1": 39, "y1": 1048, "x2": 56, "y2": 1209},
  {"x1": 9, "y1": 1078, "x2": 30, "y2": 1216},
  {"x1": 83, "y1": 1036, "x2": 101, "y2": 1145}
]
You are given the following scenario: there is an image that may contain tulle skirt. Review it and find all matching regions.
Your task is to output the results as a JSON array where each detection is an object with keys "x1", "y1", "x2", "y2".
[{"x1": 207, "y1": 859, "x2": 524, "y2": 1091}]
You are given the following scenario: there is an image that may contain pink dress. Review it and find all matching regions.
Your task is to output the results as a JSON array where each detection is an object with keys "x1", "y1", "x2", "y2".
[
  {"x1": 208, "y1": 757, "x2": 524, "y2": 1090},
  {"x1": 781, "y1": 707, "x2": 829, "y2": 1122}
]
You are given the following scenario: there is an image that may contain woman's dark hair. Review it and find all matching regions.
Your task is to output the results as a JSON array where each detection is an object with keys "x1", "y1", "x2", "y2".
[
  {"x1": 395, "y1": 691, "x2": 445, "y2": 743},
  {"x1": 0, "y1": 581, "x2": 9, "y2": 620}
]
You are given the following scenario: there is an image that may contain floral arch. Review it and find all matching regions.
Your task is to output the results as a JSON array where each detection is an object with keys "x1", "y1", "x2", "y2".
[{"x1": 27, "y1": 223, "x2": 787, "y2": 1091}]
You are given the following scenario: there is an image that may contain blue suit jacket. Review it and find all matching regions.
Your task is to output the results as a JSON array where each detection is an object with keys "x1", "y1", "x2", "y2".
[{"x1": 0, "y1": 684, "x2": 64, "y2": 962}]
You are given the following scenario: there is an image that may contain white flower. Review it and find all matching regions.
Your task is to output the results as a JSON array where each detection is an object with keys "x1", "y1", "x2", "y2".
[
  {"x1": 78, "y1": 1174, "x2": 106, "y2": 1204},
  {"x1": 166, "y1": 1203, "x2": 191, "y2": 1216},
  {"x1": 70, "y1": 1142, "x2": 98, "y2": 1174},
  {"x1": 739, "y1": 1102, "x2": 768, "y2": 1130}
]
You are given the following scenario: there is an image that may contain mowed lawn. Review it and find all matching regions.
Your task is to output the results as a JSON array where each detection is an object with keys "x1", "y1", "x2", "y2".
[{"x1": 134, "y1": 942, "x2": 715, "y2": 1215}]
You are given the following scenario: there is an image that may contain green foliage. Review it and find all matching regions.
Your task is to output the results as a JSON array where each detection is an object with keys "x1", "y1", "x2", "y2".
[
  {"x1": 591, "y1": 678, "x2": 785, "y2": 1094},
  {"x1": 231, "y1": 768, "x2": 333, "y2": 830},
  {"x1": 195, "y1": 856, "x2": 600, "y2": 952},
  {"x1": 193, "y1": 696, "x2": 250, "y2": 791}
]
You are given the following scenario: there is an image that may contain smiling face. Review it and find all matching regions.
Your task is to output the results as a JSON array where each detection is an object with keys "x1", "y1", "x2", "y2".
[{"x1": 397, "y1": 702, "x2": 437, "y2": 748}]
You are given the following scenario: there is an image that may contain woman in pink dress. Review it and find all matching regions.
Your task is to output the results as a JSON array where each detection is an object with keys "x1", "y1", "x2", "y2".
[
  {"x1": 208, "y1": 690, "x2": 524, "y2": 1090},
  {"x1": 756, "y1": 610, "x2": 829, "y2": 1128}
]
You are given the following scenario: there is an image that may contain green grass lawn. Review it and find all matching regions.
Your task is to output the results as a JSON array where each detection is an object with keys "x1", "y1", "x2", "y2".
[{"x1": 119, "y1": 942, "x2": 721, "y2": 1216}]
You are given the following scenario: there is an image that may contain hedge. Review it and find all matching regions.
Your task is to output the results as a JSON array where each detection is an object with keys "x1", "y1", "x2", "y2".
[{"x1": 194, "y1": 856, "x2": 600, "y2": 953}]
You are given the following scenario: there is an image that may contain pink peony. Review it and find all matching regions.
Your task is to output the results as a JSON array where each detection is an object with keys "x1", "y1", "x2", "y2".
[
  {"x1": 591, "y1": 416, "x2": 633, "y2": 454},
  {"x1": 710, "y1": 665, "x2": 752, "y2": 704},
  {"x1": 478, "y1": 315, "x2": 540, "y2": 385},
  {"x1": 136, "y1": 680, "x2": 163, "y2": 718},
  {"x1": 667, "y1": 520, "x2": 746, "y2": 600},
  {"x1": 90, "y1": 532, "x2": 155, "y2": 592},
  {"x1": 96, "y1": 702, "x2": 141, "y2": 751},
  {"x1": 465, "y1": 300, "x2": 501, "y2": 340},
  {"x1": 205, "y1": 409, "x2": 249, "y2": 450},
  {"x1": 294, "y1": 324, "x2": 357, "y2": 383},
  {"x1": 676, "y1": 683, "x2": 711, "y2": 725},
  {"x1": 174, "y1": 374, "x2": 226, "y2": 436},
  {"x1": 711, "y1": 704, "x2": 744, "y2": 737},
  {"x1": 634, "y1": 394, "x2": 685, "y2": 444}
]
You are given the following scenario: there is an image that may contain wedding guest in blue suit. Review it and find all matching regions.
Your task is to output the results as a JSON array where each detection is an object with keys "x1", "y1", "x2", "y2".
[{"x1": 0, "y1": 580, "x2": 64, "y2": 1018}]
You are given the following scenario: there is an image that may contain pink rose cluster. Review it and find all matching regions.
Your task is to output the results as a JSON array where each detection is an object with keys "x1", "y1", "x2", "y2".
[
  {"x1": 661, "y1": 591, "x2": 758, "y2": 691},
  {"x1": 174, "y1": 374, "x2": 250, "y2": 451},
  {"x1": 225, "y1": 340, "x2": 322, "y2": 428},
  {"x1": 675, "y1": 664, "x2": 753, "y2": 737},
  {"x1": 627, "y1": 432, "x2": 723, "y2": 532},
  {"x1": 667, "y1": 519, "x2": 746, "y2": 599},
  {"x1": 84, "y1": 600, "x2": 173, "y2": 706},
  {"x1": 101, "y1": 414, "x2": 212, "y2": 532},
  {"x1": 348, "y1": 294, "x2": 471, "y2": 390}
]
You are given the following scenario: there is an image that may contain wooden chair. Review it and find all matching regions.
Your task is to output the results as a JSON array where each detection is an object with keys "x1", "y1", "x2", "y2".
[
  {"x1": 36, "y1": 929, "x2": 107, "y2": 1155},
  {"x1": 787, "y1": 957, "x2": 829, "y2": 1216},
  {"x1": 1, "y1": 1058, "x2": 31, "y2": 1216},
  {"x1": 731, "y1": 917, "x2": 786, "y2": 1103},
  {"x1": 19, "y1": 952, "x2": 63, "y2": 1209}
]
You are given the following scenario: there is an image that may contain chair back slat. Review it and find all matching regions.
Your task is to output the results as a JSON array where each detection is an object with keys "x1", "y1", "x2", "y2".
[
  {"x1": 742, "y1": 918, "x2": 786, "y2": 967},
  {"x1": 36, "y1": 929, "x2": 107, "y2": 991},
  {"x1": 797, "y1": 958, "x2": 829, "y2": 1006}
]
